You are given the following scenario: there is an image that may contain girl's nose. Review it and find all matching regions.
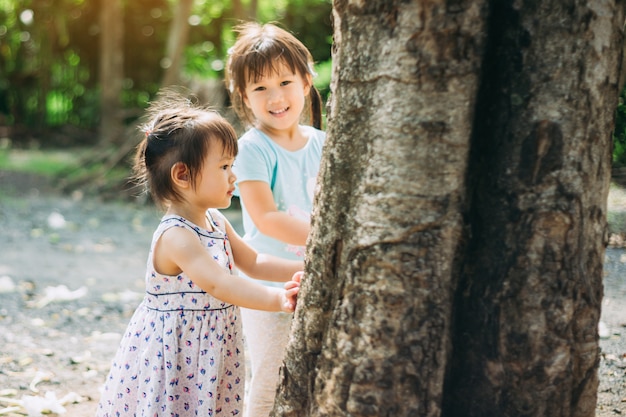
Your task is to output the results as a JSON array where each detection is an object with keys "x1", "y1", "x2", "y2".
[{"x1": 268, "y1": 88, "x2": 282, "y2": 103}]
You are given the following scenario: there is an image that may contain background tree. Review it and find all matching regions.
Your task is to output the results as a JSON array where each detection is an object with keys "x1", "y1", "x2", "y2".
[
  {"x1": 0, "y1": 0, "x2": 332, "y2": 195},
  {"x1": 0, "y1": 0, "x2": 332, "y2": 146},
  {"x1": 160, "y1": 0, "x2": 193, "y2": 87},
  {"x1": 232, "y1": 0, "x2": 258, "y2": 21},
  {"x1": 99, "y1": 0, "x2": 124, "y2": 145},
  {"x1": 273, "y1": 1, "x2": 625, "y2": 417}
]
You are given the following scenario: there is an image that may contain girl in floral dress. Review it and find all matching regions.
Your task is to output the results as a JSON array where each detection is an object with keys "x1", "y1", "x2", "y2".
[{"x1": 96, "y1": 91, "x2": 302, "y2": 417}]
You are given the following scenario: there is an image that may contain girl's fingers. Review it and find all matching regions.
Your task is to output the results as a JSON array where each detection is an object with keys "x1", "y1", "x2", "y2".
[
  {"x1": 292, "y1": 271, "x2": 304, "y2": 283},
  {"x1": 284, "y1": 271, "x2": 303, "y2": 291},
  {"x1": 283, "y1": 293, "x2": 297, "y2": 311},
  {"x1": 282, "y1": 273, "x2": 302, "y2": 312},
  {"x1": 284, "y1": 280, "x2": 300, "y2": 290},
  {"x1": 282, "y1": 285, "x2": 299, "y2": 312},
  {"x1": 285, "y1": 286, "x2": 299, "y2": 297}
]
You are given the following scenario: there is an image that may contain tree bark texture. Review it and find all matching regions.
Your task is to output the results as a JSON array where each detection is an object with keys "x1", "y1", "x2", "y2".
[
  {"x1": 275, "y1": 1, "x2": 487, "y2": 416},
  {"x1": 444, "y1": 1, "x2": 625, "y2": 416},
  {"x1": 272, "y1": 1, "x2": 625, "y2": 417},
  {"x1": 98, "y1": 0, "x2": 124, "y2": 145}
]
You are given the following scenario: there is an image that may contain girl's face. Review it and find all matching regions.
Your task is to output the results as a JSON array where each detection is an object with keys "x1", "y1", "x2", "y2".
[
  {"x1": 243, "y1": 61, "x2": 311, "y2": 133},
  {"x1": 193, "y1": 142, "x2": 237, "y2": 210}
]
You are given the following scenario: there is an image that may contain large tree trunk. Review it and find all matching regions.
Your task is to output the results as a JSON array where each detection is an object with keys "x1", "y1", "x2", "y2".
[
  {"x1": 98, "y1": 0, "x2": 124, "y2": 145},
  {"x1": 272, "y1": 1, "x2": 625, "y2": 417},
  {"x1": 274, "y1": 0, "x2": 487, "y2": 415},
  {"x1": 443, "y1": 1, "x2": 624, "y2": 416}
]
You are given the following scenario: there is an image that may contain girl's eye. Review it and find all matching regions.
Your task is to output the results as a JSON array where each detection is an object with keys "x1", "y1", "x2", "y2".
[
  {"x1": 280, "y1": 80, "x2": 291, "y2": 86},
  {"x1": 253, "y1": 86, "x2": 266, "y2": 92}
]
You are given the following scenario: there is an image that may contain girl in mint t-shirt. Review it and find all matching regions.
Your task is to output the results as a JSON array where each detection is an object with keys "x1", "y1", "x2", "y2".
[{"x1": 225, "y1": 22, "x2": 325, "y2": 417}]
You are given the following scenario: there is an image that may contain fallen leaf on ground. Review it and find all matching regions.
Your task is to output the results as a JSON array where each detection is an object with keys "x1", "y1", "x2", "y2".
[{"x1": 28, "y1": 285, "x2": 88, "y2": 309}]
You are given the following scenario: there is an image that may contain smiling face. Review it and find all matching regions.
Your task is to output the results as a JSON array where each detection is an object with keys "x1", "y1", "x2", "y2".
[{"x1": 243, "y1": 61, "x2": 311, "y2": 134}]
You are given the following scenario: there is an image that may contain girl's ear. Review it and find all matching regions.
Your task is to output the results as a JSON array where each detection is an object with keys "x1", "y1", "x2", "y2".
[
  {"x1": 243, "y1": 94, "x2": 251, "y2": 109},
  {"x1": 303, "y1": 74, "x2": 312, "y2": 96},
  {"x1": 171, "y1": 162, "x2": 190, "y2": 188}
]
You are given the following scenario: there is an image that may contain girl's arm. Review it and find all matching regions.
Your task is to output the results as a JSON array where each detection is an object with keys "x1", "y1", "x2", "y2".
[
  {"x1": 155, "y1": 226, "x2": 299, "y2": 312},
  {"x1": 224, "y1": 217, "x2": 304, "y2": 282},
  {"x1": 238, "y1": 181, "x2": 310, "y2": 246}
]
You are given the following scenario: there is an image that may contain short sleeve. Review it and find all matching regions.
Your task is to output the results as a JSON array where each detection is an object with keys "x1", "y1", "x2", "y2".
[
  {"x1": 234, "y1": 138, "x2": 275, "y2": 184},
  {"x1": 233, "y1": 131, "x2": 277, "y2": 198}
]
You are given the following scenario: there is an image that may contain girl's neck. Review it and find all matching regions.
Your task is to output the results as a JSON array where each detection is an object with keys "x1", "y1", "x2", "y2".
[
  {"x1": 257, "y1": 124, "x2": 308, "y2": 152},
  {"x1": 166, "y1": 204, "x2": 213, "y2": 231}
]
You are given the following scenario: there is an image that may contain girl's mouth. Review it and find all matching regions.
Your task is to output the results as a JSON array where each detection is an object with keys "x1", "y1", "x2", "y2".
[{"x1": 269, "y1": 107, "x2": 288, "y2": 115}]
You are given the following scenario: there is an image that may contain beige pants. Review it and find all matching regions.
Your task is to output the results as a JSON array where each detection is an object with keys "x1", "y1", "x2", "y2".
[{"x1": 241, "y1": 308, "x2": 292, "y2": 417}]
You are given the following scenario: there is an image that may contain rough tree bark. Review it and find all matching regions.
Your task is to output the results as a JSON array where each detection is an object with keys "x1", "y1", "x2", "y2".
[
  {"x1": 272, "y1": 1, "x2": 625, "y2": 417},
  {"x1": 444, "y1": 1, "x2": 624, "y2": 416},
  {"x1": 98, "y1": 0, "x2": 124, "y2": 145}
]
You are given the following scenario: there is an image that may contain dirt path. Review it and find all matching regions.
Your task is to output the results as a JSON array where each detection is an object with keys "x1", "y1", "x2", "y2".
[
  {"x1": 0, "y1": 173, "x2": 163, "y2": 415},
  {"x1": 0, "y1": 172, "x2": 625, "y2": 416},
  {"x1": 0, "y1": 172, "x2": 242, "y2": 416}
]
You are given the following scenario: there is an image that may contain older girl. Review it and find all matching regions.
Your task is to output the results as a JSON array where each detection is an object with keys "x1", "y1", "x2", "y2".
[{"x1": 225, "y1": 22, "x2": 325, "y2": 417}]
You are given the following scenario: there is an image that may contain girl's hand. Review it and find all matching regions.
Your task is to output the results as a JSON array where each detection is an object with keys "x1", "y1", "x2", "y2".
[{"x1": 281, "y1": 271, "x2": 303, "y2": 312}]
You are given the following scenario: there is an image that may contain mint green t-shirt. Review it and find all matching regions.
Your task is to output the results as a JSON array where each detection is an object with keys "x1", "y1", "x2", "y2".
[{"x1": 233, "y1": 126, "x2": 325, "y2": 286}]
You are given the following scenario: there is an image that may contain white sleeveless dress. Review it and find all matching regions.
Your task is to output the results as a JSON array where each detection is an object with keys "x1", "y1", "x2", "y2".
[{"x1": 97, "y1": 210, "x2": 244, "y2": 417}]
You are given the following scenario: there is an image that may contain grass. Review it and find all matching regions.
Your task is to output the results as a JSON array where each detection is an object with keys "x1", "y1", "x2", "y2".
[
  {"x1": 0, "y1": 146, "x2": 82, "y2": 176},
  {"x1": 0, "y1": 144, "x2": 133, "y2": 199}
]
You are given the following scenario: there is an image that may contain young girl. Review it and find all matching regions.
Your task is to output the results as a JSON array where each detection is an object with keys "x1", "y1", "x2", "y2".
[
  {"x1": 225, "y1": 22, "x2": 325, "y2": 417},
  {"x1": 96, "y1": 92, "x2": 302, "y2": 417}
]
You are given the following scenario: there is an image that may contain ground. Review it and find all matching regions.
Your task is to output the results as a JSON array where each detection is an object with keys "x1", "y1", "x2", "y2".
[{"x1": 0, "y1": 171, "x2": 625, "y2": 416}]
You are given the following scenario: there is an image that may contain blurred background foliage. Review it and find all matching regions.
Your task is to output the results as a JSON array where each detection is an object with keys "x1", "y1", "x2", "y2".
[
  {"x1": 2, "y1": 0, "x2": 626, "y2": 194},
  {"x1": 0, "y1": 0, "x2": 333, "y2": 149},
  {"x1": 613, "y1": 87, "x2": 626, "y2": 168}
]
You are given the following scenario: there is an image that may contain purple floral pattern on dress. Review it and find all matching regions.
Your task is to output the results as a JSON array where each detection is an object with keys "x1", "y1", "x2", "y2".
[{"x1": 97, "y1": 210, "x2": 243, "y2": 417}]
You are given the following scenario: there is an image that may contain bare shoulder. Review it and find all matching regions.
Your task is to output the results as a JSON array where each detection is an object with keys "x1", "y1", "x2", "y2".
[{"x1": 159, "y1": 224, "x2": 201, "y2": 251}]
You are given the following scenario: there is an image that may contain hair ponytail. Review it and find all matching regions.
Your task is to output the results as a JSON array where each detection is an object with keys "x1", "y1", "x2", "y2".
[{"x1": 310, "y1": 86, "x2": 323, "y2": 130}]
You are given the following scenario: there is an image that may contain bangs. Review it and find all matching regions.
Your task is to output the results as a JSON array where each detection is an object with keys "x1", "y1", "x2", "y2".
[
  {"x1": 183, "y1": 116, "x2": 238, "y2": 182},
  {"x1": 234, "y1": 41, "x2": 309, "y2": 92},
  {"x1": 219, "y1": 126, "x2": 238, "y2": 158},
  {"x1": 202, "y1": 116, "x2": 238, "y2": 158},
  {"x1": 244, "y1": 52, "x2": 298, "y2": 86}
]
